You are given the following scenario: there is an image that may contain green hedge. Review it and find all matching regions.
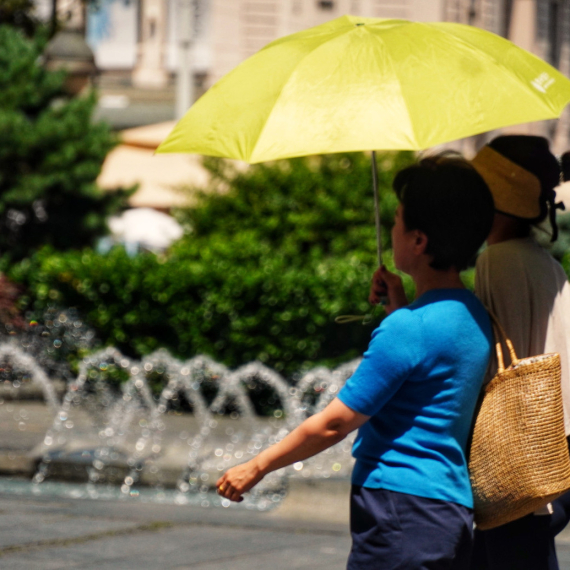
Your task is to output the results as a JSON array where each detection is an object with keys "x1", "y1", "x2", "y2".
[
  {"x1": 9, "y1": 241, "x2": 410, "y2": 377},
  {"x1": 7, "y1": 152, "x2": 418, "y2": 376}
]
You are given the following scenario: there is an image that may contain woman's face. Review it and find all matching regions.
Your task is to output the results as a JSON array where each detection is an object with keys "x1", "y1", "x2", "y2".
[{"x1": 391, "y1": 204, "x2": 417, "y2": 273}]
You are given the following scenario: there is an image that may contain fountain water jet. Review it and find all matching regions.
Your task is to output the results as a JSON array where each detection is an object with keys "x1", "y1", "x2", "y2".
[{"x1": 0, "y1": 338, "x2": 360, "y2": 510}]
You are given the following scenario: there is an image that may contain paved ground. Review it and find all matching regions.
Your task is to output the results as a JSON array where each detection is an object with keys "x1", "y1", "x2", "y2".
[
  {"x1": 1, "y1": 400, "x2": 570, "y2": 568},
  {"x1": 0, "y1": 490, "x2": 351, "y2": 569},
  {"x1": 0, "y1": 488, "x2": 569, "y2": 569}
]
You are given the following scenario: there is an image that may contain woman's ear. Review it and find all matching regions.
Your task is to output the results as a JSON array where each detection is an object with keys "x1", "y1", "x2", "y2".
[{"x1": 412, "y1": 230, "x2": 429, "y2": 256}]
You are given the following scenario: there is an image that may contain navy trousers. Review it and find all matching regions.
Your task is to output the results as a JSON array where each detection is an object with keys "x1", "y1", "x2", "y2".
[
  {"x1": 471, "y1": 490, "x2": 570, "y2": 570},
  {"x1": 471, "y1": 513, "x2": 558, "y2": 570},
  {"x1": 347, "y1": 486, "x2": 474, "y2": 570}
]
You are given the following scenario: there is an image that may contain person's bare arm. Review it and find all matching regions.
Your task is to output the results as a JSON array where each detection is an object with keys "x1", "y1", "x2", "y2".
[{"x1": 216, "y1": 398, "x2": 369, "y2": 502}]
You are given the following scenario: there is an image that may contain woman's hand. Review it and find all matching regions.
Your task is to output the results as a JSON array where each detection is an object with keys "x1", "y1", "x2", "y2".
[
  {"x1": 369, "y1": 266, "x2": 408, "y2": 315},
  {"x1": 215, "y1": 399, "x2": 369, "y2": 503},
  {"x1": 216, "y1": 459, "x2": 265, "y2": 503}
]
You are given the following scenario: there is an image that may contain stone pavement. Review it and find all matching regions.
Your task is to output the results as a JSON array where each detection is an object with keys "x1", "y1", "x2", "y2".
[
  {"x1": 0, "y1": 488, "x2": 569, "y2": 569},
  {"x1": 0, "y1": 489, "x2": 351, "y2": 569},
  {"x1": 1, "y1": 400, "x2": 570, "y2": 568}
]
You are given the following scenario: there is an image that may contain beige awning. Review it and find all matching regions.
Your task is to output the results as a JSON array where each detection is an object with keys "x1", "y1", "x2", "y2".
[{"x1": 98, "y1": 121, "x2": 210, "y2": 209}]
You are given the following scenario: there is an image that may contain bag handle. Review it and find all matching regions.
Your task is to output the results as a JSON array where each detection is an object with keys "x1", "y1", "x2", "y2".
[{"x1": 487, "y1": 310, "x2": 518, "y2": 372}]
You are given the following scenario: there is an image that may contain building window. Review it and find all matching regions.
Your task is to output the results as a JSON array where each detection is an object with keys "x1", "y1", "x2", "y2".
[
  {"x1": 549, "y1": 1, "x2": 561, "y2": 69},
  {"x1": 501, "y1": 0, "x2": 513, "y2": 38},
  {"x1": 317, "y1": 1, "x2": 334, "y2": 9}
]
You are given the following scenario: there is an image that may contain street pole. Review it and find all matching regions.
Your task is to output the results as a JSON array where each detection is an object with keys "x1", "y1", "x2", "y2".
[
  {"x1": 176, "y1": 0, "x2": 194, "y2": 120},
  {"x1": 51, "y1": 0, "x2": 58, "y2": 36}
]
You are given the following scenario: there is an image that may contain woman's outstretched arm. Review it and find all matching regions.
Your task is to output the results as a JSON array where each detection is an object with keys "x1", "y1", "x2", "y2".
[{"x1": 216, "y1": 398, "x2": 369, "y2": 502}]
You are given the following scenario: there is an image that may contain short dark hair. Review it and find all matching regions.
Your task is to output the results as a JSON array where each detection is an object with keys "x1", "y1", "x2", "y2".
[{"x1": 393, "y1": 154, "x2": 494, "y2": 271}]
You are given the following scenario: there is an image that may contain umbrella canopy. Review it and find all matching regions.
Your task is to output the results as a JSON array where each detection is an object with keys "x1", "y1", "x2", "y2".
[{"x1": 157, "y1": 15, "x2": 570, "y2": 162}]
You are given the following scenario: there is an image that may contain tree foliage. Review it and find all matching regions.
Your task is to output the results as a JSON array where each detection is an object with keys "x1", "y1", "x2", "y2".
[
  {"x1": 8, "y1": 152, "x2": 416, "y2": 376},
  {"x1": 0, "y1": 25, "x2": 131, "y2": 262},
  {"x1": 0, "y1": 0, "x2": 39, "y2": 37}
]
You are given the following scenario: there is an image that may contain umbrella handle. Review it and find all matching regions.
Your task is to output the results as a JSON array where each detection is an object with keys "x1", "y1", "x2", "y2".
[
  {"x1": 335, "y1": 152, "x2": 386, "y2": 325},
  {"x1": 372, "y1": 150, "x2": 382, "y2": 265},
  {"x1": 371, "y1": 151, "x2": 388, "y2": 305}
]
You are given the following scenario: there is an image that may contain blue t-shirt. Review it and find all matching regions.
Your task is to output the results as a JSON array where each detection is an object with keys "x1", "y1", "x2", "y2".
[{"x1": 338, "y1": 288, "x2": 492, "y2": 509}]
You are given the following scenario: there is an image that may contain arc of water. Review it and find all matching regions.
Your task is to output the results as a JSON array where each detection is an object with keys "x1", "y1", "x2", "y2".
[
  {"x1": 303, "y1": 358, "x2": 360, "y2": 479},
  {"x1": 175, "y1": 356, "x2": 225, "y2": 493},
  {"x1": 314, "y1": 358, "x2": 361, "y2": 413},
  {"x1": 120, "y1": 352, "x2": 227, "y2": 495},
  {"x1": 0, "y1": 342, "x2": 59, "y2": 409},
  {"x1": 204, "y1": 362, "x2": 294, "y2": 498},
  {"x1": 0, "y1": 342, "x2": 61, "y2": 485},
  {"x1": 35, "y1": 347, "x2": 137, "y2": 484},
  {"x1": 25, "y1": 339, "x2": 363, "y2": 496},
  {"x1": 292, "y1": 366, "x2": 337, "y2": 422}
]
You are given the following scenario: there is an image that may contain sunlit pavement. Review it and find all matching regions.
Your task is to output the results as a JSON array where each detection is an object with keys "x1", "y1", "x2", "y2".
[
  {"x1": 0, "y1": 493, "x2": 350, "y2": 569},
  {"x1": 557, "y1": 528, "x2": 570, "y2": 569},
  {"x1": 0, "y1": 492, "x2": 568, "y2": 569}
]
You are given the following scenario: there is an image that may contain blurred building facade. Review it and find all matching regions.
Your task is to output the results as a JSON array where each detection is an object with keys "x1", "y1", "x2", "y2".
[
  {"x1": 84, "y1": 0, "x2": 446, "y2": 88},
  {"x1": 75, "y1": 0, "x2": 570, "y2": 147},
  {"x1": 35, "y1": 0, "x2": 570, "y2": 146},
  {"x1": 445, "y1": 0, "x2": 570, "y2": 153}
]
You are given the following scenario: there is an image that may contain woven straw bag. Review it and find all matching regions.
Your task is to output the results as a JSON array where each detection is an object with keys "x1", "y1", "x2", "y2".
[{"x1": 469, "y1": 314, "x2": 570, "y2": 530}]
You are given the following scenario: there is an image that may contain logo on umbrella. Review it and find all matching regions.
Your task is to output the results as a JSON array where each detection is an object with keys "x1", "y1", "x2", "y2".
[{"x1": 531, "y1": 72, "x2": 555, "y2": 93}]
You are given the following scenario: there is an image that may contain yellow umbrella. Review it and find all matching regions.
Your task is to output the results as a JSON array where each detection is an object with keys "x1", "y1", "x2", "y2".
[{"x1": 157, "y1": 15, "x2": 570, "y2": 263}]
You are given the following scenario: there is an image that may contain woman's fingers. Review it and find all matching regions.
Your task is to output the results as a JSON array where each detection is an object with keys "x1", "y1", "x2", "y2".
[
  {"x1": 216, "y1": 473, "x2": 247, "y2": 502},
  {"x1": 218, "y1": 483, "x2": 244, "y2": 503},
  {"x1": 369, "y1": 267, "x2": 388, "y2": 305},
  {"x1": 216, "y1": 460, "x2": 264, "y2": 503},
  {"x1": 379, "y1": 266, "x2": 408, "y2": 314},
  {"x1": 368, "y1": 266, "x2": 408, "y2": 315},
  {"x1": 228, "y1": 488, "x2": 243, "y2": 502}
]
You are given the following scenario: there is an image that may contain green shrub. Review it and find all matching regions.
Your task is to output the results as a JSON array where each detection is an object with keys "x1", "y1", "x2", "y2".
[{"x1": 8, "y1": 152, "x2": 417, "y2": 376}]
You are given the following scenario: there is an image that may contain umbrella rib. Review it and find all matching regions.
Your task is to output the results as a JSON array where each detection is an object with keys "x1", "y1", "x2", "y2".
[
  {"x1": 429, "y1": 23, "x2": 565, "y2": 116},
  {"x1": 159, "y1": 17, "x2": 570, "y2": 160},
  {"x1": 365, "y1": 26, "x2": 421, "y2": 150},
  {"x1": 249, "y1": 25, "x2": 375, "y2": 162}
]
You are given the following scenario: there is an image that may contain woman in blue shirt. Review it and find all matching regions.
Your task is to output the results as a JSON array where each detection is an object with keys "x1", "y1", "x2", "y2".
[{"x1": 217, "y1": 155, "x2": 494, "y2": 569}]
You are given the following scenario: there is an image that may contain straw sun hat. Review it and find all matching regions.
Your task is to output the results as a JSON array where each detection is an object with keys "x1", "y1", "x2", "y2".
[{"x1": 471, "y1": 135, "x2": 565, "y2": 240}]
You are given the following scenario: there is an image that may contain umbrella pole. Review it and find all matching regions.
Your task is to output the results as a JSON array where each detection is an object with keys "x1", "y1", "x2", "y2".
[
  {"x1": 372, "y1": 151, "x2": 382, "y2": 266},
  {"x1": 335, "y1": 153, "x2": 383, "y2": 323}
]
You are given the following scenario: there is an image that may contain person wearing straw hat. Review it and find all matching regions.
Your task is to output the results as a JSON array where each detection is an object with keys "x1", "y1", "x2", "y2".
[
  {"x1": 218, "y1": 155, "x2": 495, "y2": 569},
  {"x1": 468, "y1": 135, "x2": 570, "y2": 570}
]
